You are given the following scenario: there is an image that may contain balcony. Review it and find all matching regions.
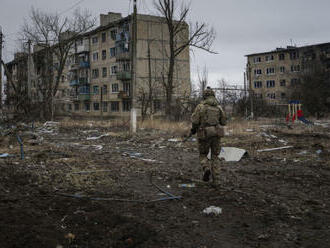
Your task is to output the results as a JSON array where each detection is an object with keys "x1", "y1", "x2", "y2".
[
  {"x1": 116, "y1": 52, "x2": 130, "y2": 61},
  {"x1": 118, "y1": 91, "x2": 130, "y2": 99},
  {"x1": 69, "y1": 94, "x2": 79, "y2": 101},
  {"x1": 77, "y1": 44, "x2": 89, "y2": 53},
  {"x1": 78, "y1": 93, "x2": 90, "y2": 101},
  {"x1": 69, "y1": 63, "x2": 79, "y2": 71},
  {"x1": 69, "y1": 79, "x2": 79, "y2": 86},
  {"x1": 116, "y1": 71, "x2": 131, "y2": 80},
  {"x1": 78, "y1": 77, "x2": 89, "y2": 85},
  {"x1": 79, "y1": 61, "x2": 90, "y2": 68}
]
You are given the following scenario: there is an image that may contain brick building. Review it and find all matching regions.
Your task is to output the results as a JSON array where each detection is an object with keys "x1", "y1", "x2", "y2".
[{"x1": 246, "y1": 42, "x2": 330, "y2": 104}]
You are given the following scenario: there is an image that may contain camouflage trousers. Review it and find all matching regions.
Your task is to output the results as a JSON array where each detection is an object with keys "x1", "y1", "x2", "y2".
[{"x1": 198, "y1": 136, "x2": 221, "y2": 184}]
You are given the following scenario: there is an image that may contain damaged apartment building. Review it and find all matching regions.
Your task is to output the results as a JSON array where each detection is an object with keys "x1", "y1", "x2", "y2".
[
  {"x1": 6, "y1": 12, "x2": 191, "y2": 118},
  {"x1": 246, "y1": 42, "x2": 330, "y2": 103}
]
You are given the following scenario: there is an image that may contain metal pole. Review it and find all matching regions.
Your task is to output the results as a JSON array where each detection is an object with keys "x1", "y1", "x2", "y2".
[
  {"x1": 130, "y1": 0, "x2": 137, "y2": 133},
  {"x1": 247, "y1": 63, "x2": 254, "y2": 119},
  {"x1": 0, "y1": 27, "x2": 3, "y2": 108},
  {"x1": 27, "y1": 40, "x2": 32, "y2": 100},
  {"x1": 244, "y1": 72, "x2": 247, "y2": 118},
  {"x1": 100, "y1": 86, "x2": 103, "y2": 119}
]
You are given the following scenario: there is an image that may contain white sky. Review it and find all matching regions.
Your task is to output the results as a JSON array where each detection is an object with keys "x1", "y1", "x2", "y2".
[{"x1": 1, "y1": 0, "x2": 330, "y2": 87}]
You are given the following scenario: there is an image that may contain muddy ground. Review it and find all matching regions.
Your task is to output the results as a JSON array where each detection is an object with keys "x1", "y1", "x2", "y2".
[{"x1": 0, "y1": 120, "x2": 330, "y2": 248}]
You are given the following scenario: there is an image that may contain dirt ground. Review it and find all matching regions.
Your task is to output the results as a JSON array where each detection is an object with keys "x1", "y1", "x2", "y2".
[{"x1": 0, "y1": 119, "x2": 330, "y2": 248}]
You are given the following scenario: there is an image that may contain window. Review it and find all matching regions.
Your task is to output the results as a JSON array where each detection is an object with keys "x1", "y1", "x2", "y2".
[
  {"x1": 102, "y1": 67, "x2": 107, "y2": 77},
  {"x1": 123, "y1": 100, "x2": 131, "y2": 112},
  {"x1": 92, "y1": 52, "x2": 98, "y2": 61},
  {"x1": 112, "y1": 83, "x2": 119, "y2": 93},
  {"x1": 92, "y1": 36, "x2": 98, "y2": 44},
  {"x1": 61, "y1": 75, "x2": 65, "y2": 82},
  {"x1": 266, "y1": 67, "x2": 275, "y2": 75},
  {"x1": 255, "y1": 93, "x2": 263, "y2": 99},
  {"x1": 279, "y1": 53, "x2": 285, "y2": 60},
  {"x1": 93, "y1": 85, "x2": 99, "y2": 94},
  {"x1": 254, "y1": 81, "x2": 262, "y2": 88},
  {"x1": 265, "y1": 55, "x2": 274, "y2": 61},
  {"x1": 254, "y1": 69, "x2": 262, "y2": 75},
  {"x1": 291, "y1": 78, "x2": 300, "y2": 86},
  {"x1": 280, "y1": 79, "x2": 286, "y2": 86},
  {"x1": 110, "y1": 47, "x2": 117, "y2": 57},
  {"x1": 267, "y1": 93, "x2": 276, "y2": 99},
  {"x1": 111, "y1": 65, "x2": 118, "y2": 74},
  {"x1": 93, "y1": 102, "x2": 99, "y2": 111},
  {"x1": 92, "y1": 69, "x2": 99, "y2": 78},
  {"x1": 101, "y1": 32, "x2": 106, "y2": 42},
  {"x1": 290, "y1": 51, "x2": 299, "y2": 60},
  {"x1": 123, "y1": 82, "x2": 130, "y2": 95},
  {"x1": 102, "y1": 102, "x2": 108, "y2": 112},
  {"x1": 111, "y1": 101, "x2": 119, "y2": 112},
  {"x1": 123, "y1": 62, "x2": 130, "y2": 71},
  {"x1": 102, "y1": 85, "x2": 107, "y2": 94},
  {"x1": 74, "y1": 103, "x2": 79, "y2": 111},
  {"x1": 266, "y1": 80, "x2": 275, "y2": 88},
  {"x1": 253, "y1": 57, "x2": 261, "y2": 63},
  {"x1": 102, "y1": 50, "x2": 106, "y2": 60},
  {"x1": 291, "y1": 65, "x2": 300, "y2": 72},
  {"x1": 154, "y1": 100, "x2": 162, "y2": 112},
  {"x1": 281, "y1": 93, "x2": 286, "y2": 99},
  {"x1": 68, "y1": 104, "x2": 72, "y2": 111},
  {"x1": 280, "y1": 66, "x2": 285, "y2": 73},
  {"x1": 110, "y1": 29, "x2": 117, "y2": 40},
  {"x1": 85, "y1": 102, "x2": 90, "y2": 111}
]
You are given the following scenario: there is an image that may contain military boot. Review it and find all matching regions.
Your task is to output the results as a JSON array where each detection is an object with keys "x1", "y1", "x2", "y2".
[{"x1": 202, "y1": 166, "x2": 211, "y2": 182}]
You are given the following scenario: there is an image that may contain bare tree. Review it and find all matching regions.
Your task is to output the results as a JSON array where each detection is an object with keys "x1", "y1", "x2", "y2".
[
  {"x1": 21, "y1": 7, "x2": 96, "y2": 119},
  {"x1": 154, "y1": 0, "x2": 216, "y2": 118},
  {"x1": 197, "y1": 66, "x2": 208, "y2": 98}
]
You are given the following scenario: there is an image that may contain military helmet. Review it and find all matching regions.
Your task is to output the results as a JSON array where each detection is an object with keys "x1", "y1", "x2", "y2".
[{"x1": 203, "y1": 87, "x2": 215, "y2": 98}]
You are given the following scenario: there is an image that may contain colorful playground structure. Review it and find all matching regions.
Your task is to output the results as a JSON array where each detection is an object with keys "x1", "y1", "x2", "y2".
[{"x1": 286, "y1": 100, "x2": 313, "y2": 125}]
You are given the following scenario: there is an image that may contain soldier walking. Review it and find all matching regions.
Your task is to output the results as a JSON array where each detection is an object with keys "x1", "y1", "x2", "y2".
[{"x1": 191, "y1": 87, "x2": 226, "y2": 186}]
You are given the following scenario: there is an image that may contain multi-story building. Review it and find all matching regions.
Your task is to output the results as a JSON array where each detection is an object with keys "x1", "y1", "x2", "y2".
[
  {"x1": 6, "y1": 12, "x2": 191, "y2": 118},
  {"x1": 246, "y1": 42, "x2": 330, "y2": 103}
]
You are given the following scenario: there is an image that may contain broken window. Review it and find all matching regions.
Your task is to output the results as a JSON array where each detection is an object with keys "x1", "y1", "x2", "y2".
[
  {"x1": 122, "y1": 100, "x2": 131, "y2": 112},
  {"x1": 254, "y1": 81, "x2": 262, "y2": 88},
  {"x1": 93, "y1": 102, "x2": 100, "y2": 111},
  {"x1": 101, "y1": 32, "x2": 106, "y2": 42},
  {"x1": 92, "y1": 36, "x2": 98, "y2": 44},
  {"x1": 102, "y1": 50, "x2": 106, "y2": 60},
  {"x1": 280, "y1": 79, "x2": 286, "y2": 86},
  {"x1": 266, "y1": 80, "x2": 275, "y2": 88},
  {"x1": 279, "y1": 53, "x2": 285, "y2": 60},
  {"x1": 102, "y1": 67, "x2": 107, "y2": 78},
  {"x1": 112, "y1": 83, "x2": 119, "y2": 93},
  {"x1": 111, "y1": 101, "x2": 119, "y2": 112}
]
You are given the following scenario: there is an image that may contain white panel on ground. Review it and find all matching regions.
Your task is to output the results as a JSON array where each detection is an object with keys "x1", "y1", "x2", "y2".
[{"x1": 207, "y1": 147, "x2": 247, "y2": 162}]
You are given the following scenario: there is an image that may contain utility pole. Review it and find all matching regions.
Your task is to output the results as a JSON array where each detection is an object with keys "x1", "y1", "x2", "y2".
[
  {"x1": 147, "y1": 40, "x2": 153, "y2": 119},
  {"x1": 0, "y1": 26, "x2": 3, "y2": 108},
  {"x1": 100, "y1": 86, "x2": 103, "y2": 119},
  {"x1": 130, "y1": 0, "x2": 137, "y2": 133},
  {"x1": 247, "y1": 62, "x2": 254, "y2": 119},
  {"x1": 243, "y1": 72, "x2": 247, "y2": 118},
  {"x1": 27, "y1": 40, "x2": 32, "y2": 100}
]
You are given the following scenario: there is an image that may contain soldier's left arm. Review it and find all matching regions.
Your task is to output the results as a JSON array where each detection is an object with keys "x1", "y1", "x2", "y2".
[{"x1": 218, "y1": 105, "x2": 227, "y2": 126}]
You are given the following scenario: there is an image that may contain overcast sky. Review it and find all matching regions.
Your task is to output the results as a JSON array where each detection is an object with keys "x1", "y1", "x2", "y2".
[{"x1": 1, "y1": 0, "x2": 330, "y2": 87}]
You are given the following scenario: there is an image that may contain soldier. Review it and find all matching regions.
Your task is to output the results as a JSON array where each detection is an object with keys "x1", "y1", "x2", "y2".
[{"x1": 191, "y1": 87, "x2": 226, "y2": 186}]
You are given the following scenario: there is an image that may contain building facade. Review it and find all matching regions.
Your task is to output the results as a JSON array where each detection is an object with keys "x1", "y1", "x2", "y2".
[
  {"x1": 246, "y1": 42, "x2": 330, "y2": 104},
  {"x1": 6, "y1": 12, "x2": 191, "y2": 118}
]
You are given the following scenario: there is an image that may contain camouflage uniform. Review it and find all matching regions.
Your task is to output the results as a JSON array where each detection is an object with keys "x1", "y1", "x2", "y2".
[{"x1": 191, "y1": 88, "x2": 226, "y2": 185}]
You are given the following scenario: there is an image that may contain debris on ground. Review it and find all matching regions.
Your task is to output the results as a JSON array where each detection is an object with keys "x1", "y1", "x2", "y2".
[
  {"x1": 202, "y1": 206, "x2": 222, "y2": 215},
  {"x1": 207, "y1": 147, "x2": 247, "y2": 162},
  {"x1": 257, "y1": 146, "x2": 294, "y2": 152},
  {"x1": 178, "y1": 183, "x2": 196, "y2": 188}
]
